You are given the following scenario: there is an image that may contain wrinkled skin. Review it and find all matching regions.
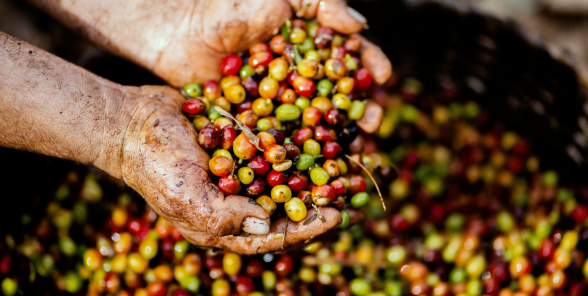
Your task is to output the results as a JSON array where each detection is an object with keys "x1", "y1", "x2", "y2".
[
  {"x1": 28, "y1": 0, "x2": 392, "y2": 86},
  {"x1": 2, "y1": 0, "x2": 391, "y2": 254}
]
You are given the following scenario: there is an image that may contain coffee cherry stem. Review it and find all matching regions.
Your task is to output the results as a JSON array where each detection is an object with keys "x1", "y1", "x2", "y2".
[
  {"x1": 230, "y1": 158, "x2": 237, "y2": 176},
  {"x1": 214, "y1": 106, "x2": 265, "y2": 152},
  {"x1": 281, "y1": 218, "x2": 289, "y2": 250},
  {"x1": 345, "y1": 154, "x2": 385, "y2": 211},
  {"x1": 311, "y1": 204, "x2": 326, "y2": 223}
]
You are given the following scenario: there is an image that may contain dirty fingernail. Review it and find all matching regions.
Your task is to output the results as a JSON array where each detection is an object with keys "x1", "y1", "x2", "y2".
[
  {"x1": 347, "y1": 7, "x2": 367, "y2": 25},
  {"x1": 242, "y1": 217, "x2": 269, "y2": 235}
]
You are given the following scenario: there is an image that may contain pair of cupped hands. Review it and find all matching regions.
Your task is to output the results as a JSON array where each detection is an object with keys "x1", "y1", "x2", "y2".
[{"x1": 33, "y1": 0, "x2": 392, "y2": 254}]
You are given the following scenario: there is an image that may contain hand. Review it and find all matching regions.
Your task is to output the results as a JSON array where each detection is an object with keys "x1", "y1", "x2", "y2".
[
  {"x1": 0, "y1": 32, "x2": 362, "y2": 255},
  {"x1": 98, "y1": 85, "x2": 363, "y2": 254},
  {"x1": 31, "y1": 0, "x2": 392, "y2": 87}
]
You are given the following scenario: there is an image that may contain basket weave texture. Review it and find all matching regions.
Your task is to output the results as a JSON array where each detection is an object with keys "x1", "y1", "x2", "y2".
[{"x1": 351, "y1": 0, "x2": 588, "y2": 183}]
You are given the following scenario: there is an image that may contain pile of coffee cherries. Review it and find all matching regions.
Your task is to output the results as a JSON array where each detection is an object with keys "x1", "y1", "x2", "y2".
[
  {"x1": 2, "y1": 76, "x2": 588, "y2": 295},
  {"x1": 181, "y1": 18, "x2": 384, "y2": 223}
]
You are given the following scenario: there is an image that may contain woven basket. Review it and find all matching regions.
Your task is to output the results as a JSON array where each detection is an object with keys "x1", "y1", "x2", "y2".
[{"x1": 350, "y1": 0, "x2": 588, "y2": 184}]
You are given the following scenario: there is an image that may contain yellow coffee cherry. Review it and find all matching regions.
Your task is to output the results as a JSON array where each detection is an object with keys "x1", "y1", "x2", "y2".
[
  {"x1": 256, "y1": 195, "x2": 277, "y2": 215},
  {"x1": 222, "y1": 253, "x2": 242, "y2": 277},
  {"x1": 284, "y1": 197, "x2": 307, "y2": 222}
]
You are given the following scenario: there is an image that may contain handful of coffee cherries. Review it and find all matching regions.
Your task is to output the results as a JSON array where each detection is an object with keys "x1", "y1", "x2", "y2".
[{"x1": 181, "y1": 17, "x2": 388, "y2": 229}]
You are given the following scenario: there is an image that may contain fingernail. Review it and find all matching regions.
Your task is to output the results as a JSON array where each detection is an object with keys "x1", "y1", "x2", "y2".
[
  {"x1": 347, "y1": 7, "x2": 367, "y2": 25},
  {"x1": 242, "y1": 217, "x2": 269, "y2": 235}
]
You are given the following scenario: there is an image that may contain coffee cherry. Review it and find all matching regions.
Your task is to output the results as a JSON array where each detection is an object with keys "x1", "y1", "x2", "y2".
[
  {"x1": 288, "y1": 173, "x2": 310, "y2": 192},
  {"x1": 238, "y1": 167, "x2": 255, "y2": 185},
  {"x1": 220, "y1": 54, "x2": 242, "y2": 76},
  {"x1": 249, "y1": 51, "x2": 273, "y2": 69},
  {"x1": 348, "y1": 174, "x2": 366, "y2": 194},
  {"x1": 336, "y1": 77, "x2": 355, "y2": 94},
  {"x1": 213, "y1": 117, "x2": 232, "y2": 131},
  {"x1": 350, "y1": 192, "x2": 369, "y2": 208},
  {"x1": 222, "y1": 253, "x2": 242, "y2": 277},
  {"x1": 285, "y1": 197, "x2": 307, "y2": 222},
  {"x1": 324, "y1": 109, "x2": 345, "y2": 126},
  {"x1": 220, "y1": 75, "x2": 241, "y2": 91},
  {"x1": 265, "y1": 127, "x2": 285, "y2": 143},
  {"x1": 310, "y1": 167, "x2": 329, "y2": 185},
  {"x1": 293, "y1": 128, "x2": 314, "y2": 146},
  {"x1": 212, "y1": 149, "x2": 233, "y2": 162},
  {"x1": 289, "y1": 28, "x2": 307, "y2": 44},
  {"x1": 276, "y1": 104, "x2": 301, "y2": 122},
  {"x1": 303, "y1": 139, "x2": 321, "y2": 156},
  {"x1": 302, "y1": 107, "x2": 322, "y2": 126},
  {"x1": 84, "y1": 248, "x2": 103, "y2": 270},
  {"x1": 250, "y1": 42, "x2": 271, "y2": 55},
  {"x1": 295, "y1": 154, "x2": 315, "y2": 171},
  {"x1": 311, "y1": 185, "x2": 335, "y2": 206},
  {"x1": 220, "y1": 125, "x2": 236, "y2": 150},
  {"x1": 183, "y1": 83, "x2": 203, "y2": 98},
  {"x1": 324, "y1": 59, "x2": 346, "y2": 79},
  {"x1": 218, "y1": 176, "x2": 241, "y2": 195},
  {"x1": 233, "y1": 133, "x2": 257, "y2": 160},
  {"x1": 182, "y1": 98, "x2": 208, "y2": 116},
  {"x1": 193, "y1": 116, "x2": 211, "y2": 131},
  {"x1": 198, "y1": 124, "x2": 220, "y2": 150},
  {"x1": 257, "y1": 118, "x2": 274, "y2": 131},
  {"x1": 270, "y1": 35, "x2": 286, "y2": 54},
  {"x1": 354, "y1": 69, "x2": 373, "y2": 92},
  {"x1": 236, "y1": 100, "x2": 252, "y2": 113},
  {"x1": 323, "y1": 160, "x2": 340, "y2": 177},
  {"x1": 311, "y1": 97, "x2": 333, "y2": 114},
  {"x1": 236, "y1": 110, "x2": 259, "y2": 129},
  {"x1": 280, "y1": 89, "x2": 297, "y2": 104},
  {"x1": 209, "y1": 156, "x2": 233, "y2": 177},
  {"x1": 264, "y1": 145, "x2": 287, "y2": 164},
  {"x1": 256, "y1": 195, "x2": 277, "y2": 215},
  {"x1": 269, "y1": 58, "x2": 289, "y2": 81},
  {"x1": 287, "y1": 71, "x2": 300, "y2": 85},
  {"x1": 332, "y1": 93, "x2": 351, "y2": 111},
  {"x1": 330, "y1": 180, "x2": 346, "y2": 197},
  {"x1": 245, "y1": 178, "x2": 266, "y2": 198},
  {"x1": 271, "y1": 185, "x2": 292, "y2": 203},
  {"x1": 257, "y1": 132, "x2": 277, "y2": 150},
  {"x1": 283, "y1": 144, "x2": 301, "y2": 161},
  {"x1": 267, "y1": 170, "x2": 287, "y2": 187},
  {"x1": 241, "y1": 76, "x2": 259, "y2": 97},
  {"x1": 273, "y1": 160, "x2": 293, "y2": 172},
  {"x1": 314, "y1": 125, "x2": 337, "y2": 141},
  {"x1": 349, "y1": 100, "x2": 366, "y2": 120},
  {"x1": 252, "y1": 98, "x2": 274, "y2": 117},
  {"x1": 247, "y1": 156, "x2": 271, "y2": 176},
  {"x1": 314, "y1": 27, "x2": 334, "y2": 48},
  {"x1": 293, "y1": 76, "x2": 316, "y2": 97},
  {"x1": 203, "y1": 81, "x2": 221, "y2": 100},
  {"x1": 322, "y1": 141, "x2": 342, "y2": 159},
  {"x1": 224, "y1": 84, "x2": 246, "y2": 104},
  {"x1": 298, "y1": 59, "x2": 319, "y2": 78},
  {"x1": 259, "y1": 77, "x2": 279, "y2": 99},
  {"x1": 330, "y1": 46, "x2": 347, "y2": 60}
]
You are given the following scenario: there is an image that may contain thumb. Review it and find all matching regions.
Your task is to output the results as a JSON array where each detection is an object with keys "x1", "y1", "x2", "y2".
[{"x1": 289, "y1": 0, "x2": 367, "y2": 35}]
